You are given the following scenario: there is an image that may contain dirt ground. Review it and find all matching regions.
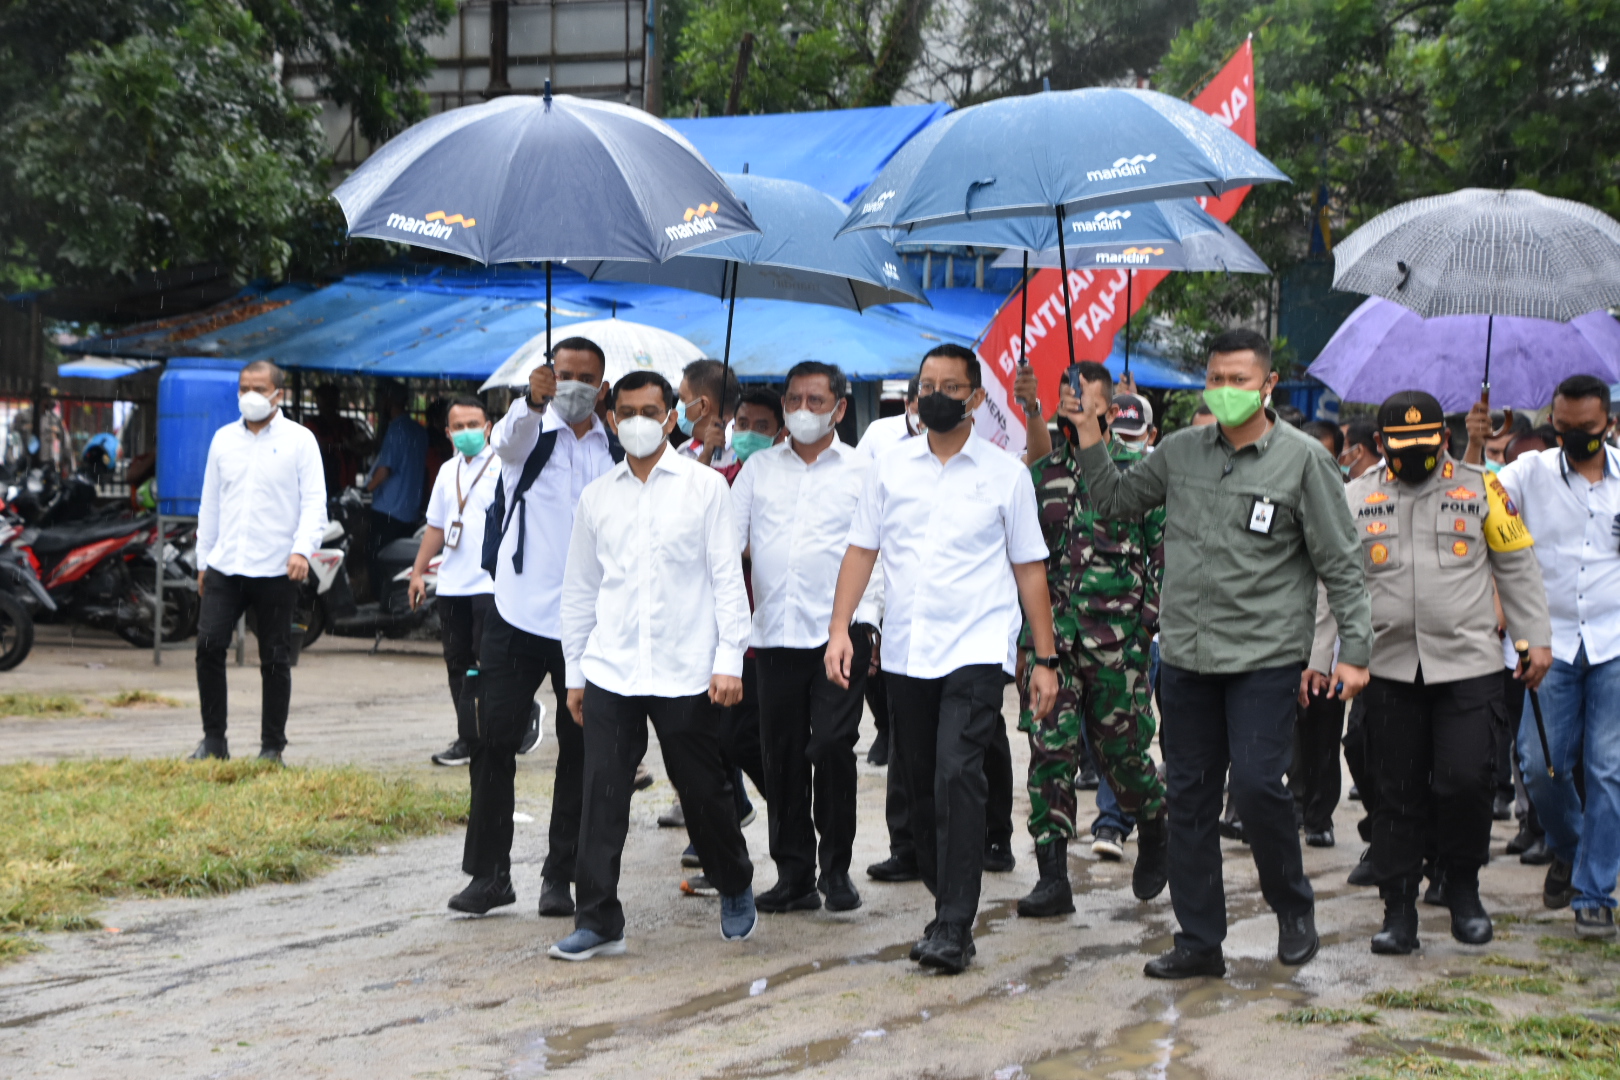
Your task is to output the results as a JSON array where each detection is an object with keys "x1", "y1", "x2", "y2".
[{"x1": 0, "y1": 626, "x2": 1589, "y2": 1078}]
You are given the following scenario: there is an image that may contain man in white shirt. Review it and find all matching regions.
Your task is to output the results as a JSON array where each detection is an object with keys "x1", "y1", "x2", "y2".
[
  {"x1": 450, "y1": 338, "x2": 617, "y2": 920},
  {"x1": 191, "y1": 360, "x2": 327, "y2": 763},
  {"x1": 409, "y1": 397, "x2": 500, "y2": 768},
  {"x1": 855, "y1": 376, "x2": 920, "y2": 459},
  {"x1": 828, "y1": 343, "x2": 1059, "y2": 975},
  {"x1": 1495, "y1": 375, "x2": 1620, "y2": 940},
  {"x1": 733, "y1": 361, "x2": 878, "y2": 914},
  {"x1": 553, "y1": 370, "x2": 757, "y2": 960}
]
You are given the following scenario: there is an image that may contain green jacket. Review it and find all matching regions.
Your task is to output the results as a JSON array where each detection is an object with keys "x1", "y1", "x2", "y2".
[
  {"x1": 1028, "y1": 435, "x2": 1165, "y2": 651},
  {"x1": 1076, "y1": 413, "x2": 1372, "y2": 675}
]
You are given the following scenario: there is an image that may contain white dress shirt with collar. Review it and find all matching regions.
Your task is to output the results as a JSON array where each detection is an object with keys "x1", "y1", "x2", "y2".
[
  {"x1": 855, "y1": 413, "x2": 917, "y2": 459},
  {"x1": 847, "y1": 432, "x2": 1048, "y2": 678},
  {"x1": 197, "y1": 410, "x2": 327, "y2": 578},
  {"x1": 1498, "y1": 444, "x2": 1620, "y2": 665},
  {"x1": 731, "y1": 436, "x2": 880, "y2": 649},
  {"x1": 422, "y1": 445, "x2": 498, "y2": 597},
  {"x1": 562, "y1": 448, "x2": 751, "y2": 697},
  {"x1": 489, "y1": 396, "x2": 614, "y2": 639}
]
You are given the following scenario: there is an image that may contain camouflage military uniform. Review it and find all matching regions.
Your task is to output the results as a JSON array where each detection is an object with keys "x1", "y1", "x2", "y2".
[{"x1": 1019, "y1": 435, "x2": 1168, "y2": 844}]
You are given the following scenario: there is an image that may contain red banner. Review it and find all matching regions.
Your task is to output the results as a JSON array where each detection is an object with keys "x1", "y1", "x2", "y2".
[{"x1": 974, "y1": 38, "x2": 1257, "y2": 454}]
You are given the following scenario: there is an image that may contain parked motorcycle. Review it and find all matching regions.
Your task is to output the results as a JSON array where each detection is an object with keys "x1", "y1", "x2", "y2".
[{"x1": 0, "y1": 529, "x2": 48, "y2": 670}]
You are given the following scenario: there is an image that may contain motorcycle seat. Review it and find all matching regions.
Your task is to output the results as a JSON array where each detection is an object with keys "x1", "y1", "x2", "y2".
[{"x1": 31, "y1": 514, "x2": 155, "y2": 556}]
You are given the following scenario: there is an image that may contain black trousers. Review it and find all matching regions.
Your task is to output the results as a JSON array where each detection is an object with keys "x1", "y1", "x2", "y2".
[
  {"x1": 1342, "y1": 695, "x2": 1375, "y2": 840},
  {"x1": 884, "y1": 682, "x2": 1014, "y2": 864},
  {"x1": 756, "y1": 629, "x2": 870, "y2": 888},
  {"x1": 366, "y1": 510, "x2": 417, "y2": 602},
  {"x1": 1290, "y1": 691, "x2": 1347, "y2": 833},
  {"x1": 1158, "y1": 661, "x2": 1314, "y2": 955},
  {"x1": 575, "y1": 684, "x2": 754, "y2": 939},
  {"x1": 722, "y1": 654, "x2": 766, "y2": 798},
  {"x1": 886, "y1": 664, "x2": 1007, "y2": 925},
  {"x1": 196, "y1": 570, "x2": 296, "y2": 750},
  {"x1": 439, "y1": 593, "x2": 494, "y2": 744},
  {"x1": 1363, "y1": 671, "x2": 1501, "y2": 888},
  {"x1": 462, "y1": 611, "x2": 576, "y2": 881}
]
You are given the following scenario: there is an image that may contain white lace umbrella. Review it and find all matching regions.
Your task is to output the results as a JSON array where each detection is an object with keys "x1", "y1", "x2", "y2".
[{"x1": 478, "y1": 317, "x2": 705, "y2": 393}]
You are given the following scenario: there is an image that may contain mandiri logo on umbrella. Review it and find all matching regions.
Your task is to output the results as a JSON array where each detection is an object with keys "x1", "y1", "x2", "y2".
[
  {"x1": 666, "y1": 202, "x2": 722, "y2": 241},
  {"x1": 1071, "y1": 210, "x2": 1133, "y2": 234},
  {"x1": 385, "y1": 211, "x2": 477, "y2": 240},
  {"x1": 1087, "y1": 154, "x2": 1157, "y2": 182},
  {"x1": 1095, "y1": 246, "x2": 1166, "y2": 266}
]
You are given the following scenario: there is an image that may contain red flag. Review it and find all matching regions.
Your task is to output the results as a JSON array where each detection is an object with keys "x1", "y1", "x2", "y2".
[{"x1": 974, "y1": 39, "x2": 1257, "y2": 454}]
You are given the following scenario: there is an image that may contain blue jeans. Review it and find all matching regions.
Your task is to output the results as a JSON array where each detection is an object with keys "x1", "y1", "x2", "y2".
[
  {"x1": 1518, "y1": 644, "x2": 1620, "y2": 911},
  {"x1": 1085, "y1": 725, "x2": 1136, "y2": 839}
]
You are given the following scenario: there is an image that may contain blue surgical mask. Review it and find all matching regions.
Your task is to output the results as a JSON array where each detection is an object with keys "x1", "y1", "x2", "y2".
[
  {"x1": 1483, "y1": 459, "x2": 1503, "y2": 475},
  {"x1": 676, "y1": 398, "x2": 697, "y2": 437}
]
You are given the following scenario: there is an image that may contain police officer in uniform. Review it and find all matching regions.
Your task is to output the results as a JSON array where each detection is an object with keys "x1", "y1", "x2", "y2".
[{"x1": 1309, "y1": 391, "x2": 1552, "y2": 954}]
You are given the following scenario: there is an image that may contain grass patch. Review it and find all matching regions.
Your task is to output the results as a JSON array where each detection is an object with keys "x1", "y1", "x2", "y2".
[
  {"x1": 1481, "y1": 955, "x2": 1551, "y2": 973},
  {"x1": 1277, "y1": 1006, "x2": 1380, "y2": 1025},
  {"x1": 0, "y1": 693, "x2": 89, "y2": 718},
  {"x1": 104, "y1": 689, "x2": 182, "y2": 709},
  {"x1": 1539, "y1": 935, "x2": 1620, "y2": 963},
  {"x1": 1364, "y1": 987, "x2": 1499, "y2": 1017},
  {"x1": 0, "y1": 758, "x2": 465, "y2": 960},
  {"x1": 1447, "y1": 973, "x2": 1563, "y2": 996}
]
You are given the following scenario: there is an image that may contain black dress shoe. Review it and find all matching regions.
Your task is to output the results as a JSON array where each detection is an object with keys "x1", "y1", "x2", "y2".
[
  {"x1": 1544, "y1": 857, "x2": 1577, "y2": 909},
  {"x1": 1520, "y1": 836, "x2": 1554, "y2": 866},
  {"x1": 1371, "y1": 886, "x2": 1420, "y2": 955},
  {"x1": 866, "y1": 731, "x2": 889, "y2": 767},
  {"x1": 1018, "y1": 840, "x2": 1074, "y2": 917},
  {"x1": 537, "y1": 878, "x2": 574, "y2": 917},
  {"x1": 866, "y1": 855, "x2": 921, "y2": 882},
  {"x1": 1143, "y1": 945, "x2": 1225, "y2": 979},
  {"x1": 189, "y1": 738, "x2": 228, "y2": 761},
  {"x1": 1347, "y1": 848, "x2": 1377, "y2": 887},
  {"x1": 1491, "y1": 792, "x2": 1514, "y2": 821},
  {"x1": 819, "y1": 872, "x2": 861, "y2": 912},
  {"x1": 1505, "y1": 821, "x2": 1536, "y2": 855},
  {"x1": 757, "y1": 880, "x2": 821, "y2": 913},
  {"x1": 1422, "y1": 869, "x2": 1447, "y2": 907},
  {"x1": 448, "y1": 874, "x2": 516, "y2": 915},
  {"x1": 1278, "y1": 909, "x2": 1319, "y2": 966},
  {"x1": 917, "y1": 922, "x2": 974, "y2": 974},
  {"x1": 1077, "y1": 759, "x2": 1100, "y2": 791},
  {"x1": 1348, "y1": 784, "x2": 1361, "y2": 801},
  {"x1": 1305, "y1": 827, "x2": 1334, "y2": 848},
  {"x1": 1132, "y1": 818, "x2": 1169, "y2": 901},
  {"x1": 983, "y1": 841, "x2": 1016, "y2": 873},
  {"x1": 517, "y1": 703, "x2": 541, "y2": 755},
  {"x1": 257, "y1": 747, "x2": 284, "y2": 765},
  {"x1": 1218, "y1": 816, "x2": 1246, "y2": 843},
  {"x1": 1446, "y1": 884, "x2": 1493, "y2": 945},
  {"x1": 908, "y1": 919, "x2": 938, "y2": 962}
]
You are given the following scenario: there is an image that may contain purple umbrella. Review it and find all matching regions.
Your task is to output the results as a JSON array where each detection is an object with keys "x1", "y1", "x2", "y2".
[{"x1": 1308, "y1": 296, "x2": 1620, "y2": 412}]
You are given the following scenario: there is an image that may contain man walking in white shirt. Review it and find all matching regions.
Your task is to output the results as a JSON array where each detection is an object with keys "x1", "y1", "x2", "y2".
[
  {"x1": 191, "y1": 360, "x2": 327, "y2": 763},
  {"x1": 409, "y1": 397, "x2": 500, "y2": 767},
  {"x1": 828, "y1": 344, "x2": 1059, "y2": 974},
  {"x1": 734, "y1": 361, "x2": 877, "y2": 914},
  {"x1": 553, "y1": 370, "x2": 756, "y2": 959},
  {"x1": 450, "y1": 338, "x2": 617, "y2": 918}
]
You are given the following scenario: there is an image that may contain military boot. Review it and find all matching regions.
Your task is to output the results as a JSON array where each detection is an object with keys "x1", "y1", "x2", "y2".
[
  {"x1": 1444, "y1": 868, "x2": 1493, "y2": 945},
  {"x1": 1017, "y1": 840, "x2": 1074, "y2": 917},
  {"x1": 1132, "y1": 815, "x2": 1169, "y2": 900},
  {"x1": 1370, "y1": 879, "x2": 1421, "y2": 955}
]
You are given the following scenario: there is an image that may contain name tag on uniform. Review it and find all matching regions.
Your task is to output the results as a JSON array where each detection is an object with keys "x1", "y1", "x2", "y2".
[
  {"x1": 1249, "y1": 499, "x2": 1275, "y2": 535},
  {"x1": 445, "y1": 520, "x2": 463, "y2": 549}
]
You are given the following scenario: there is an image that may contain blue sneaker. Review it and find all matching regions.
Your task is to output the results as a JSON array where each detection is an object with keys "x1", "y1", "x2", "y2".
[
  {"x1": 547, "y1": 927, "x2": 627, "y2": 962},
  {"x1": 721, "y1": 887, "x2": 758, "y2": 941}
]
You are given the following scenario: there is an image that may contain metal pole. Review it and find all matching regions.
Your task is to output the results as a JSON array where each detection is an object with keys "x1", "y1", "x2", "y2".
[
  {"x1": 1123, "y1": 270, "x2": 1133, "y2": 381},
  {"x1": 1054, "y1": 207, "x2": 1076, "y2": 372},
  {"x1": 1019, "y1": 250, "x2": 1030, "y2": 364},
  {"x1": 545, "y1": 261, "x2": 553, "y2": 357},
  {"x1": 1481, "y1": 313, "x2": 1494, "y2": 406},
  {"x1": 153, "y1": 513, "x2": 164, "y2": 666},
  {"x1": 721, "y1": 262, "x2": 738, "y2": 378}
]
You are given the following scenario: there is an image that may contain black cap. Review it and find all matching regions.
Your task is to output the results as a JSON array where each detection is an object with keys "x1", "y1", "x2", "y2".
[
  {"x1": 1377, "y1": 390, "x2": 1444, "y2": 434},
  {"x1": 1110, "y1": 393, "x2": 1152, "y2": 436}
]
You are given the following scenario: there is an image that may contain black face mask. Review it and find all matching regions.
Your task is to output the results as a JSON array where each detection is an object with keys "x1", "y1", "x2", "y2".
[
  {"x1": 917, "y1": 391, "x2": 970, "y2": 433},
  {"x1": 1384, "y1": 438, "x2": 1443, "y2": 484},
  {"x1": 1558, "y1": 428, "x2": 1607, "y2": 463}
]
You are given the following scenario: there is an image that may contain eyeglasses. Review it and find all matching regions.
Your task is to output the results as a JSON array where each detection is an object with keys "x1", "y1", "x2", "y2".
[{"x1": 918, "y1": 381, "x2": 972, "y2": 397}]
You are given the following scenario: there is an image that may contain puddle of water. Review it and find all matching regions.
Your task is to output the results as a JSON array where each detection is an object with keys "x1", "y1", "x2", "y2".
[{"x1": 1349, "y1": 1033, "x2": 1491, "y2": 1062}]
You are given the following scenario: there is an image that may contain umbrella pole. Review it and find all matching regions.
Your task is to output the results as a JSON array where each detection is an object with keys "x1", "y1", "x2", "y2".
[
  {"x1": 1019, "y1": 250, "x2": 1030, "y2": 366},
  {"x1": 1123, "y1": 270, "x2": 1133, "y2": 382},
  {"x1": 545, "y1": 261, "x2": 553, "y2": 358},
  {"x1": 1055, "y1": 207, "x2": 1076, "y2": 373},
  {"x1": 1481, "y1": 313, "x2": 1494, "y2": 407},
  {"x1": 722, "y1": 262, "x2": 738, "y2": 380}
]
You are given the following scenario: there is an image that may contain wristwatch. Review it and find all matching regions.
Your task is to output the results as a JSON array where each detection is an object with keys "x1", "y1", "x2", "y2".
[{"x1": 1032, "y1": 654, "x2": 1060, "y2": 670}]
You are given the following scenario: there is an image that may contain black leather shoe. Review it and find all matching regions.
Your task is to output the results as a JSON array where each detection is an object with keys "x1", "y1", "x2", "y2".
[
  {"x1": 1371, "y1": 886, "x2": 1420, "y2": 955},
  {"x1": 908, "y1": 919, "x2": 938, "y2": 961},
  {"x1": 1348, "y1": 784, "x2": 1361, "y2": 801},
  {"x1": 448, "y1": 874, "x2": 516, "y2": 915},
  {"x1": 1446, "y1": 884, "x2": 1493, "y2": 945},
  {"x1": 1422, "y1": 868, "x2": 1447, "y2": 907},
  {"x1": 1077, "y1": 759, "x2": 1100, "y2": 791},
  {"x1": 1347, "y1": 848, "x2": 1377, "y2": 887},
  {"x1": 867, "y1": 856, "x2": 921, "y2": 882},
  {"x1": 257, "y1": 747, "x2": 284, "y2": 765},
  {"x1": 983, "y1": 841, "x2": 1016, "y2": 873},
  {"x1": 1492, "y1": 792, "x2": 1514, "y2": 821},
  {"x1": 537, "y1": 878, "x2": 574, "y2": 917},
  {"x1": 1505, "y1": 821, "x2": 1535, "y2": 855},
  {"x1": 189, "y1": 738, "x2": 228, "y2": 761},
  {"x1": 1520, "y1": 836, "x2": 1554, "y2": 866},
  {"x1": 1544, "y1": 857, "x2": 1577, "y2": 909},
  {"x1": 819, "y1": 872, "x2": 861, "y2": 912},
  {"x1": 1218, "y1": 816, "x2": 1246, "y2": 843},
  {"x1": 917, "y1": 921, "x2": 974, "y2": 974},
  {"x1": 1132, "y1": 818, "x2": 1169, "y2": 901},
  {"x1": 1143, "y1": 945, "x2": 1225, "y2": 979},
  {"x1": 1305, "y1": 827, "x2": 1334, "y2": 848},
  {"x1": 1278, "y1": 909, "x2": 1319, "y2": 966},
  {"x1": 866, "y1": 731, "x2": 889, "y2": 767},
  {"x1": 517, "y1": 702, "x2": 541, "y2": 755},
  {"x1": 756, "y1": 880, "x2": 821, "y2": 913},
  {"x1": 1018, "y1": 840, "x2": 1074, "y2": 917}
]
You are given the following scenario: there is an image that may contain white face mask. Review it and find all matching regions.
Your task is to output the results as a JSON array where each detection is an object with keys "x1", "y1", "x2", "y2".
[
  {"x1": 552, "y1": 379, "x2": 600, "y2": 425},
  {"x1": 784, "y1": 407, "x2": 836, "y2": 445},
  {"x1": 616, "y1": 414, "x2": 668, "y2": 459},
  {"x1": 905, "y1": 409, "x2": 921, "y2": 436},
  {"x1": 239, "y1": 390, "x2": 276, "y2": 423}
]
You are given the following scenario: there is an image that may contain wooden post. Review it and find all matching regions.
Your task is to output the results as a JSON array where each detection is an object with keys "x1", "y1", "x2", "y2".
[{"x1": 486, "y1": 0, "x2": 511, "y2": 97}]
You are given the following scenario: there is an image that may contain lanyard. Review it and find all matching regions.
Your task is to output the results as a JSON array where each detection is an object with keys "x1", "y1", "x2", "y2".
[{"x1": 454, "y1": 453, "x2": 493, "y2": 519}]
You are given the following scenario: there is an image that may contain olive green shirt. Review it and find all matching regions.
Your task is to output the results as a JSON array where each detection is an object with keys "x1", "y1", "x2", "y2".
[{"x1": 1077, "y1": 412, "x2": 1372, "y2": 675}]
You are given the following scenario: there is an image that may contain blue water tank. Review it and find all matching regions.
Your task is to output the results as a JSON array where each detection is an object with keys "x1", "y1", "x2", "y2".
[{"x1": 157, "y1": 357, "x2": 247, "y2": 517}]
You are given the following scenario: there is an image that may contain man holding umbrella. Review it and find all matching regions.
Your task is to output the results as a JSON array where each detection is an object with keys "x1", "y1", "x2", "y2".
[{"x1": 1072, "y1": 329, "x2": 1371, "y2": 978}]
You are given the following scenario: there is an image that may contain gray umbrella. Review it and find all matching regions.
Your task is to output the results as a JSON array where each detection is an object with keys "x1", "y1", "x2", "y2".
[{"x1": 1333, "y1": 188, "x2": 1620, "y2": 397}]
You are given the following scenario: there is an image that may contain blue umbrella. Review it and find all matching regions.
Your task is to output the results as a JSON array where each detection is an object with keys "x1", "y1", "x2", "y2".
[
  {"x1": 333, "y1": 83, "x2": 757, "y2": 354},
  {"x1": 572, "y1": 171, "x2": 927, "y2": 375},
  {"x1": 837, "y1": 87, "x2": 1287, "y2": 374}
]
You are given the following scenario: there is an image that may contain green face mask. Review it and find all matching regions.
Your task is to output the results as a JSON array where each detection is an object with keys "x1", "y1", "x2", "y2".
[
  {"x1": 452, "y1": 429, "x2": 487, "y2": 457},
  {"x1": 1203, "y1": 386, "x2": 1264, "y2": 427},
  {"x1": 731, "y1": 430, "x2": 774, "y2": 462},
  {"x1": 1483, "y1": 459, "x2": 1503, "y2": 475}
]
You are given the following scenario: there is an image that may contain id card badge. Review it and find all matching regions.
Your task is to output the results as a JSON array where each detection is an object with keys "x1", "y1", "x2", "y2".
[
  {"x1": 1248, "y1": 498, "x2": 1276, "y2": 535},
  {"x1": 445, "y1": 520, "x2": 463, "y2": 549}
]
